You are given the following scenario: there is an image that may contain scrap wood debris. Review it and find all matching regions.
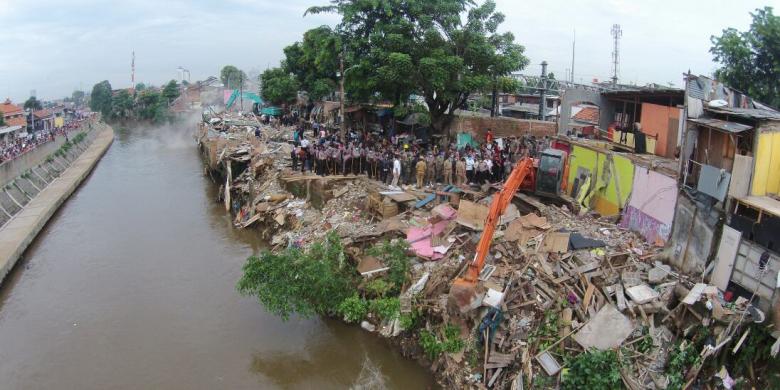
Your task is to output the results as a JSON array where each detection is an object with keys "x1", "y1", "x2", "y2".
[{"x1": 198, "y1": 111, "x2": 777, "y2": 389}]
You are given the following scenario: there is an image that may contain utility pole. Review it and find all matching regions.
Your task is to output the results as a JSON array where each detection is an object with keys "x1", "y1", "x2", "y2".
[
  {"x1": 339, "y1": 49, "x2": 346, "y2": 139},
  {"x1": 239, "y1": 73, "x2": 244, "y2": 112},
  {"x1": 539, "y1": 61, "x2": 548, "y2": 121},
  {"x1": 611, "y1": 24, "x2": 622, "y2": 86}
]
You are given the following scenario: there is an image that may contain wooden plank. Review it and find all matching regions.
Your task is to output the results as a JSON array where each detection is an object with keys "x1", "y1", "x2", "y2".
[
  {"x1": 615, "y1": 284, "x2": 627, "y2": 311},
  {"x1": 583, "y1": 283, "x2": 596, "y2": 311},
  {"x1": 414, "y1": 194, "x2": 436, "y2": 208},
  {"x1": 711, "y1": 225, "x2": 741, "y2": 291}
]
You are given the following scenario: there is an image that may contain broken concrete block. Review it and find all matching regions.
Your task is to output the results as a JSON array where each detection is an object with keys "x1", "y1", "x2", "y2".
[
  {"x1": 574, "y1": 304, "x2": 634, "y2": 350},
  {"x1": 625, "y1": 284, "x2": 659, "y2": 304}
]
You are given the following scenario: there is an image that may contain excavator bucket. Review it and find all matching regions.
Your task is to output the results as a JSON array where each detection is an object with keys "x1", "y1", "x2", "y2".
[{"x1": 448, "y1": 277, "x2": 482, "y2": 313}]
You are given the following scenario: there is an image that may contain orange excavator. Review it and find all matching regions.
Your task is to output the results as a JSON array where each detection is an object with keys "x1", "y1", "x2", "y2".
[{"x1": 448, "y1": 157, "x2": 536, "y2": 313}]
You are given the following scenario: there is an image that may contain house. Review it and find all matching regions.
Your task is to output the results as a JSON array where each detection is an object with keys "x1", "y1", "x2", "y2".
[
  {"x1": 31, "y1": 109, "x2": 55, "y2": 131},
  {"x1": 670, "y1": 74, "x2": 780, "y2": 316},
  {"x1": 0, "y1": 99, "x2": 27, "y2": 130},
  {"x1": 559, "y1": 86, "x2": 684, "y2": 159}
]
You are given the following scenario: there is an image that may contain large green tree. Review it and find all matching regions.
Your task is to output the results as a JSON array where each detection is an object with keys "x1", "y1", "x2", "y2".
[
  {"x1": 260, "y1": 67, "x2": 300, "y2": 105},
  {"x1": 307, "y1": 0, "x2": 528, "y2": 133},
  {"x1": 71, "y1": 90, "x2": 86, "y2": 107},
  {"x1": 711, "y1": 7, "x2": 780, "y2": 108},
  {"x1": 283, "y1": 26, "x2": 341, "y2": 100},
  {"x1": 111, "y1": 89, "x2": 134, "y2": 121},
  {"x1": 0, "y1": 111, "x2": 5, "y2": 126},
  {"x1": 136, "y1": 90, "x2": 167, "y2": 123},
  {"x1": 162, "y1": 80, "x2": 181, "y2": 103},
  {"x1": 90, "y1": 80, "x2": 113, "y2": 118},
  {"x1": 24, "y1": 96, "x2": 43, "y2": 111},
  {"x1": 220, "y1": 65, "x2": 246, "y2": 89}
]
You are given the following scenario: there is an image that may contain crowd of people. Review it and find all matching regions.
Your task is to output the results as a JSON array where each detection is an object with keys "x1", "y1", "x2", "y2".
[
  {"x1": 288, "y1": 124, "x2": 552, "y2": 189},
  {"x1": 0, "y1": 120, "x2": 86, "y2": 163}
]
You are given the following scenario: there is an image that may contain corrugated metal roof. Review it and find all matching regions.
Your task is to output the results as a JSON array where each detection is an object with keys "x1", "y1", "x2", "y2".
[
  {"x1": 705, "y1": 106, "x2": 780, "y2": 120},
  {"x1": 688, "y1": 118, "x2": 752, "y2": 133}
]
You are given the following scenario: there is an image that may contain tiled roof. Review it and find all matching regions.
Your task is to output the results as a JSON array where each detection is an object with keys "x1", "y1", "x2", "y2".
[
  {"x1": 572, "y1": 106, "x2": 599, "y2": 124},
  {"x1": 33, "y1": 109, "x2": 52, "y2": 119},
  {"x1": 5, "y1": 116, "x2": 27, "y2": 127},
  {"x1": 0, "y1": 101, "x2": 23, "y2": 116}
]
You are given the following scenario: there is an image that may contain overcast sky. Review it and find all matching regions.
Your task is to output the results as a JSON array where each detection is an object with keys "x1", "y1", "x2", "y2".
[{"x1": 0, "y1": 0, "x2": 776, "y2": 102}]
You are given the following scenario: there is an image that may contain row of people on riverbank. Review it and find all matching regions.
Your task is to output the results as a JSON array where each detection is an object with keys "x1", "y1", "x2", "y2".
[
  {"x1": 289, "y1": 128, "x2": 551, "y2": 188},
  {"x1": 0, "y1": 120, "x2": 87, "y2": 163}
]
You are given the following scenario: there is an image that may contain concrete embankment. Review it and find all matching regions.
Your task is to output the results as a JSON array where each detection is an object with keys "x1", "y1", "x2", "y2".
[{"x1": 0, "y1": 125, "x2": 114, "y2": 285}]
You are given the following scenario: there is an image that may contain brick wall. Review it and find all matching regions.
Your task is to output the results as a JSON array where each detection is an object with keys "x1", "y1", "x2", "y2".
[{"x1": 449, "y1": 115, "x2": 557, "y2": 140}]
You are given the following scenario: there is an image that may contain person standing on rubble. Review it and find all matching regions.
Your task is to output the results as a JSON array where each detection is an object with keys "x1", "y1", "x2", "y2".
[
  {"x1": 455, "y1": 157, "x2": 466, "y2": 186},
  {"x1": 443, "y1": 154, "x2": 453, "y2": 185},
  {"x1": 391, "y1": 154, "x2": 401, "y2": 188},
  {"x1": 435, "y1": 152, "x2": 445, "y2": 184},
  {"x1": 291, "y1": 146, "x2": 299, "y2": 171},
  {"x1": 415, "y1": 155, "x2": 427, "y2": 189},
  {"x1": 404, "y1": 152, "x2": 414, "y2": 185},
  {"x1": 425, "y1": 153, "x2": 436, "y2": 186},
  {"x1": 465, "y1": 154, "x2": 476, "y2": 184}
]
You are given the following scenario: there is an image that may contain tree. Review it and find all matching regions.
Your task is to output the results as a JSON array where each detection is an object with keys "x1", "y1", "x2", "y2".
[
  {"x1": 71, "y1": 90, "x2": 86, "y2": 107},
  {"x1": 711, "y1": 7, "x2": 780, "y2": 108},
  {"x1": 90, "y1": 80, "x2": 113, "y2": 118},
  {"x1": 135, "y1": 83, "x2": 146, "y2": 93},
  {"x1": 307, "y1": 0, "x2": 529, "y2": 134},
  {"x1": 136, "y1": 90, "x2": 167, "y2": 123},
  {"x1": 24, "y1": 96, "x2": 43, "y2": 111},
  {"x1": 0, "y1": 111, "x2": 4, "y2": 126},
  {"x1": 283, "y1": 26, "x2": 341, "y2": 100},
  {"x1": 220, "y1": 65, "x2": 246, "y2": 89},
  {"x1": 162, "y1": 80, "x2": 180, "y2": 104},
  {"x1": 260, "y1": 67, "x2": 300, "y2": 105},
  {"x1": 111, "y1": 89, "x2": 134, "y2": 121}
]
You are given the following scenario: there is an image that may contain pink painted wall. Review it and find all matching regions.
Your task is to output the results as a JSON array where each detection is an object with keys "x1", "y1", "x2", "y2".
[{"x1": 626, "y1": 166, "x2": 677, "y2": 225}]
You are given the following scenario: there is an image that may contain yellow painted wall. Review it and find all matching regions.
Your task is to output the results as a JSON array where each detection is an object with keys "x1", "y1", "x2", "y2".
[
  {"x1": 567, "y1": 145, "x2": 635, "y2": 216},
  {"x1": 54, "y1": 117, "x2": 64, "y2": 128},
  {"x1": 611, "y1": 131, "x2": 657, "y2": 156},
  {"x1": 751, "y1": 132, "x2": 780, "y2": 196}
]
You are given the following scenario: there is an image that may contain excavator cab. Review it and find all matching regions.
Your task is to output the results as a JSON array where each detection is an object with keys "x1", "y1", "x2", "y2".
[{"x1": 535, "y1": 149, "x2": 567, "y2": 197}]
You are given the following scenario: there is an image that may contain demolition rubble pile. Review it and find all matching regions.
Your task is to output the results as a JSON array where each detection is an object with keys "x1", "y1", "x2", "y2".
[{"x1": 200, "y1": 114, "x2": 777, "y2": 389}]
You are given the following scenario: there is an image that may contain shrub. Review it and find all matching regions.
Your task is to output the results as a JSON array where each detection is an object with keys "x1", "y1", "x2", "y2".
[
  {"x1": 368, "y1": 297, "x2": 400, "y2": 322},
  {"x1": 562, "y1": 350, "x2": 622, "y2": 390},
  {"x1": 363, "y1": 278, "x2": 392, "y2": 298},
  {"x1": 419, "y1": 324, "x2": 465, "y2": 360},
  {"x1": 237, "y1": 232, "x2": 357, "y2": 320},
  {"x1": 338, "y1": 295, "x2": 368, "y2": 323},
  {"x1": 366, "y1": 240, "x2": 411, "y2": 294}
]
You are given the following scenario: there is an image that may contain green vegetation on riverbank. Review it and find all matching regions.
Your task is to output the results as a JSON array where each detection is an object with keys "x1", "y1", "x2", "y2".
[{"x1": 236, "y1": 232, "x2": 413, "y2": 324}]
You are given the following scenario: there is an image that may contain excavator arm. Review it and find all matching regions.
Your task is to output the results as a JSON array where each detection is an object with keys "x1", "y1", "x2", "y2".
[{"x1": 449, "y1": 157, "x2": 535, "y2": 312}]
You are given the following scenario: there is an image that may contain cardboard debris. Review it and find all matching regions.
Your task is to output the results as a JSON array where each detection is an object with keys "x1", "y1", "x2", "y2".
[
  {"x1": 539, "y1": 232, "x2": 571, "y2": 253},
  {"x1": 574, "y1": 304, "x2": 634, "y2": 350},
  {"x1": 357, "y1": 256, "x2": 389, "y2": 276},
  {"x1": 456, "y1": 199, "x2": 489, "y2": 230}
]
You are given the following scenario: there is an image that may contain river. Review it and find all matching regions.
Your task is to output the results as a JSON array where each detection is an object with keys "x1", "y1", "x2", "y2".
[{"x1": 0, "y1": 124, "x2": 435, "y2": 389}]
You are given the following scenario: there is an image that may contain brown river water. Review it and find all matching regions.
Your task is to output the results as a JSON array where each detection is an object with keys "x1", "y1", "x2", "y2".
[{"x1": 0, "y1": 125, "x2": 435, "y2": 389}]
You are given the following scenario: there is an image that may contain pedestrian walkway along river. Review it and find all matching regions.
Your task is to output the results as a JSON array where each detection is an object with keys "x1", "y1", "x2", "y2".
[{"x1": 0, "y1": 124, "x2": 434, "y2": 389}]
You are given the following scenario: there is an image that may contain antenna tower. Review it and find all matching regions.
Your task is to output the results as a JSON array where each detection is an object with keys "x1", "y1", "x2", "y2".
[
  {"x1": 611, "y1": 24, "x2": 622, "y2": 86},
  {"x1": 131, "y1": 51, "x2": 136, "y2": 87}
]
